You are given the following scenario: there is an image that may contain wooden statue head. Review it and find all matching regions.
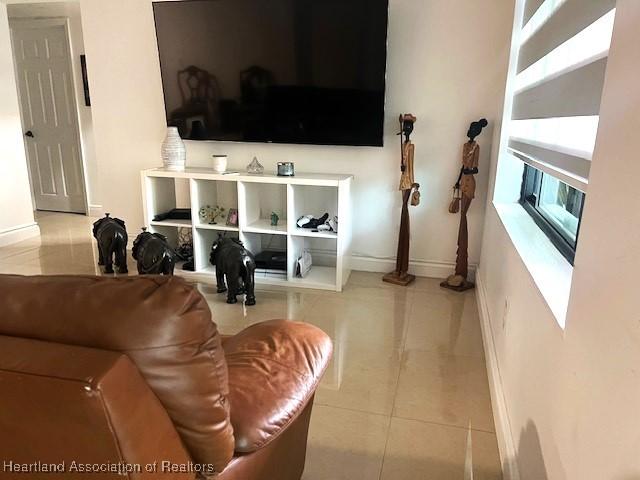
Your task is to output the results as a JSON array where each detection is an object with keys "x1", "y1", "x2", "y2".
[{"x1": 467, "y1": 118, "x2": 488, "y2": 142}]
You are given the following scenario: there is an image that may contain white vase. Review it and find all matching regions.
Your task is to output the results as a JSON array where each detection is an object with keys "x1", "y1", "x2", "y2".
[
  {"x1": 161, "y1": 127, "x2": 186, "y2": 171},
  {"x1": 212, "y1": 155, "x2": 228, "y2": 173}
]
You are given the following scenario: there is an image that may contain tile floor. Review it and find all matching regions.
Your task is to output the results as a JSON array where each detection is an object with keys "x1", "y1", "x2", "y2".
[{"x1": 0, "y1": 212, "x2": 502, "y2": 479}]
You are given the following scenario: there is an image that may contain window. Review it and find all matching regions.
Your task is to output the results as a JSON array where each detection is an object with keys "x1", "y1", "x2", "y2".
[
  {"x1": 502, "y1": 0, "x2": 616, "y2": 263},
  {"x1": 519, "y1": 164, "x2": 584, "y2": 264}
]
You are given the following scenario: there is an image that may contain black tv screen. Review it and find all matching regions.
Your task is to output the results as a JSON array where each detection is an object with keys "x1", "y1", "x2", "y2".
[{"x1": 153, "y1": 0, "x2": 388, "y2": 147}]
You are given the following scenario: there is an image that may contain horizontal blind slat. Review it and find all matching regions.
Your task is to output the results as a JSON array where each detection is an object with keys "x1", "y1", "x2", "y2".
[
  {"x1": 508, "y1": 139, "x2": 590, "y2": 192},
  {"x1": 512, "y1": 57, "x2": 607, "y2": 120},
  {"x1": 523, "y1": 0, "x2": 545, "y2": 27},
  {"x1": 510, "y1": 116, "x2": 599, "y2": 158},
  {"x1": 517, "y1": 0, "x2": 616, "y2": 74}
]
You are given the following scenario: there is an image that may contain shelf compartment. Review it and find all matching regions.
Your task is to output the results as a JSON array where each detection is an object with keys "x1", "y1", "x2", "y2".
[
  {"x1": 242, "y1": 231, "x2": 288, "y2": 276},
  {"x1": 288, "y1": 184, "x2": 338, "y2": 235},
  {"x1": 191, "y1": 178, "x2": 239, "y2": 229},
  {"x1": 150, "y1": 219, "x2": 192, "y2": 228},
  {"x1": 244, "y1": 218, "x2": 287, "y2": 235},
  {"x1": 143, "y1": 176, "x2": 191, "y2": 225},
  {"x1": 146, "y1": 224, "x2": 180, "y2": 247},
  {"x1": 193, "y1": 227, "x2": 240, "y2": 272},
  {"x1": 290, "y1": 227, "x2": 337, "y2": 239},
  {"x1": 288, "y1": 265, "x2": 337, "y2": 290},
  {"x1": 289, "y1": 235, "x2": 337, "y2": 290},
  {"x1": 195, "y1": 223, "x2": 239, "y2": 232},
  {"x1": 239, "y1": 182, "x2": 287, "y2": 234}
]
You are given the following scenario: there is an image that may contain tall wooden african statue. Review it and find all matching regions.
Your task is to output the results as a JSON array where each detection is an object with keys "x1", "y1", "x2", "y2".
[
  {"x1": 441, "y1": 118, "x2": 488, "y2": 292},
  {"x1": 383, "y1": 114, "x2": 421, "y2": 286}
]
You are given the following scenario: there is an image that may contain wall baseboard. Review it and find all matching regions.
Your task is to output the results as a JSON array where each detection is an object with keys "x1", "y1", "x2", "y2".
[
  {"x1": 88, "y1": 205, "x2": 103, "y2": 217},
  {"x1": 350, "y1": 254, "x2": 476, "y2": 280},
  {"x1": 0, "y1": 222, "x2": 40, "y2": 247},
  {"x1": 475, "y1": 270, "x2": 520, "y2": 480}
]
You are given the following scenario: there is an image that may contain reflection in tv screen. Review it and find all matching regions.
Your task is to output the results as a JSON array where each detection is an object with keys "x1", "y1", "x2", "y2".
[{"x1": 152, "y1": 0, "x2": 389, "y2": 147}]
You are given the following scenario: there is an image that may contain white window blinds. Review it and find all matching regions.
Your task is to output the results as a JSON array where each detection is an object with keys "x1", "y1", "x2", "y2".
[{"x1": 507, "y1": 0, "x2": 616, "y2": 192}]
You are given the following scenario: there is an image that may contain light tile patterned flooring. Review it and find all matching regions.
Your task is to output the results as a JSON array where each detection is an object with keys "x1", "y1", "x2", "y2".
[{"x1": 0, "y1": 212, "x2": 502, "y2": 479}]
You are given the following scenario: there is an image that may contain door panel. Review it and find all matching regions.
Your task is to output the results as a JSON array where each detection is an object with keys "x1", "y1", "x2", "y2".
[{"x1": 12, "y1": 23, "x2": 86, "y2": 213}]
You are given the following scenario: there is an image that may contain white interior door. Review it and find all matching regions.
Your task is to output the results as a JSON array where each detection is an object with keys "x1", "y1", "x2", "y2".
[{"x1": 11, "y1": 21, "x2": 86, "y2": 213}]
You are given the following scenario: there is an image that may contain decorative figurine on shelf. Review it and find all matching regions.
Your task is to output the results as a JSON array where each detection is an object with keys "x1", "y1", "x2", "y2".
[
  {"x1": 92, "y1": 213, "x2": 128, "y2": 274},
  {"x1": 132, "y1": 227, "x2": 177, "y2": 275},
  {"x1": 247, "y1": 156, "x2": 264, "y2": 175},
  {"x1": 176, "y1": 227, "x2": 195, "y2": 271},
  {"x1": 199, "y1": 205, "x2": 226, "y2": 225},
  {"x1": 441, "y1": 118, "x2": 488, "y2": 292},
  {"x1": 210, "y1": 235, "x2": 257, "y2": 305},
  {"x1": 383, "y1": 114, "x2": 421, "y2": 286},
  {"x1": 271, "y1": 211, "x2": 279, "y2": 227},
  {"x1": 297, "y1": 213, "x2": 329, "y2": 229}
]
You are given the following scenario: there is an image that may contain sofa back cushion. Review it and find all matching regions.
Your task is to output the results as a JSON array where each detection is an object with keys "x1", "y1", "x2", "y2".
[{"x1": 0, "y1": 275, "x2": 234, "y2": 473}]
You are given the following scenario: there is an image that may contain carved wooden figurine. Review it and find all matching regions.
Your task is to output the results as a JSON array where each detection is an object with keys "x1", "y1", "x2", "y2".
[
  {"x1": 441, "y1": 118, "x2": 488, "y2": 292},
  {"x1": 92, "y1": 213, "x2": 128, "y2": 274},
  {"x1": 210, "y1": 235, "x2": 257, "y2": 305},
  {"x1": 132, "y1": 228, "x2": 177, "y2": 275},
  {"x1": 383, "y1": 114, "x2": 421, "y2": 286}
]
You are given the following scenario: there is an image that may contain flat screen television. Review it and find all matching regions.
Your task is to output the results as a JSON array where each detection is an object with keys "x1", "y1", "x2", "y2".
[{"x1": 152, "y1": 0, "x2": 389, "y2": 147}]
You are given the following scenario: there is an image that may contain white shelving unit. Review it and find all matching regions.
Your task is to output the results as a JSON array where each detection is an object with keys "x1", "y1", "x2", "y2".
[{"x1": 141, "y1": 167, "x2": 353, "y2": 291}]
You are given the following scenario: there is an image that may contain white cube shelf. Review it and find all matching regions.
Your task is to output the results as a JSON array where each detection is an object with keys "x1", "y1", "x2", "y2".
[{"x1": 141, "y1": 167, "x2": 353, "y2": 291}]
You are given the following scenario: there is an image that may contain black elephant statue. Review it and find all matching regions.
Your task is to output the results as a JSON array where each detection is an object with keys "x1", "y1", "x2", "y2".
[
  {"x1": 132, "y1": 228, "x2": 177, "y2": 275},
  {"x1": 92, "y1": 213, "x2": 128, "y2": 274},
  {"x1": 210, "y1": 235, "x2": 256, "y2": 305}
]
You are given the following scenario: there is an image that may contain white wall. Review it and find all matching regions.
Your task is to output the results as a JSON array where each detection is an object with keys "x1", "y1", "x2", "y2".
[
  {"x1": 0, "y1": 2, "x2": 38, "y2": 245},
  {"x1": 7, "y1": 1, "x2": 100, "y2": 210},
  {"x1": 479, "y1": 1, "x2": 640, "y2": 478},
  {"x1": 71, "y1": 0, "x2": 513, "y2": 272}
]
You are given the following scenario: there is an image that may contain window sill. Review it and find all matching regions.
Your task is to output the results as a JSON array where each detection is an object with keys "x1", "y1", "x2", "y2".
[{"x1": 492, "y1": 201, "x2": 572, "y2": 328}]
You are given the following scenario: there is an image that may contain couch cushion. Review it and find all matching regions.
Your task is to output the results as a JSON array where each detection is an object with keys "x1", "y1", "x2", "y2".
[
  {"x1": 0, "y1": 274, "x2": 234, "y2": 473},
  {"x1": 0, "y1": 335, "x2": 194, "y2": 478},
  {"x1": 223, "y1": 320, "x2": 332, "y2": 453}
]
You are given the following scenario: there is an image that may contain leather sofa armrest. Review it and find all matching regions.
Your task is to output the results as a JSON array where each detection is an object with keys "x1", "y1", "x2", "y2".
[
  {"x1": 223, "y1": 320, "x2": 332, "y2": 453},
  {"x1": 0, "y1": 335, "x2": 194, "y2": 478}
]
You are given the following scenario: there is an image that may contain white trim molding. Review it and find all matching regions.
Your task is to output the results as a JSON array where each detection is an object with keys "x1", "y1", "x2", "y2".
[
  {"x1": 475, "y1": 269, "x2": 520, "y2": 480},
  {"x1": 350, "y1": 254, "x2": 477, "y2": 281},
  {"x1": 0, "y1": 222, "x2": 40, "y2": 247},
  {"x1": 88, "y1": 205, "x2": 104, "y2": 217}
]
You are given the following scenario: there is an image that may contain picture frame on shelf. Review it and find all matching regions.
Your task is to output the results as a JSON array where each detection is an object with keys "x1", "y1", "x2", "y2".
[{"x1": 226, "y1": 208, "x2": 238, "y2": 227}]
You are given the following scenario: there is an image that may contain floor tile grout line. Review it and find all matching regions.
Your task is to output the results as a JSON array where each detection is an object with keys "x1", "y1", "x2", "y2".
[
  {"x1": 376, "y1": 411, "x2": 394, "y2": 480},
  {"x1": 313, "y1": 403, "x2": 497, "y2": 440},
  {"x1": 390, "y1": 414, "x2": 497, "y2": 435},
  {"x1": 314, "y1": 400, "x2": 496, "y2": 435},
  {"x1": 377, "y1": 289, "x2": 415, "y2": 480},
  {"x1": 401, "y1": 346, "x2": 487, "y2": 362},
  {"x1": 312, "y1": 402, "x2": 392, "y2": 420},
  {"x1": 312, "y1": 401, "x2": 496, "y2": 436}
]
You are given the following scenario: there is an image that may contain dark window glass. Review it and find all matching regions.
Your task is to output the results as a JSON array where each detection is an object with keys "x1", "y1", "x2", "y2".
[{"x1": 519, "y1": 164, "x2": 585, "y2": 264}]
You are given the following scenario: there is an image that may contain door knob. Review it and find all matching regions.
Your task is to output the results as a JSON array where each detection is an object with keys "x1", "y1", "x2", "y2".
[{"x1": 25, "y1": 130, "x2": 34, "y2": 138}]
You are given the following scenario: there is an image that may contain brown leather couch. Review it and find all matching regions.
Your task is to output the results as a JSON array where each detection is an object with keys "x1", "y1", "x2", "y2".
[{"x1": 0, "y1": 275, "x2": 332, "y2": 479}]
